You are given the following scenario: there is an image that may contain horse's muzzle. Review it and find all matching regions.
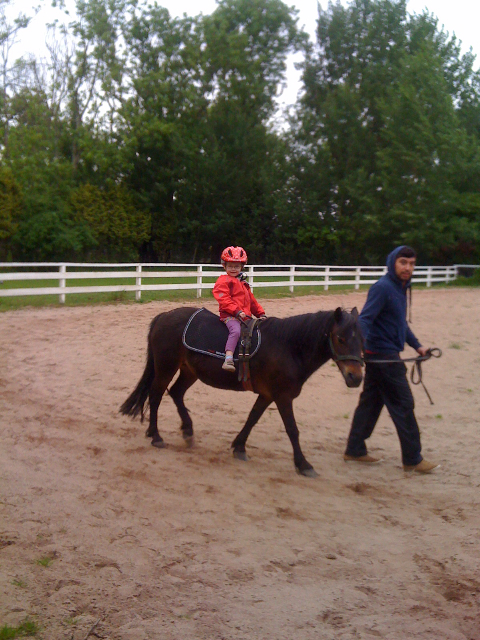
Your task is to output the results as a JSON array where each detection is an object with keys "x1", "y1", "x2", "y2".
[
  {"x1": 341, "y1": 365, "x2": 363, "y2": 388},
  {"x1": 346, "y1": 373, "x2": 363, "y2": 388}
]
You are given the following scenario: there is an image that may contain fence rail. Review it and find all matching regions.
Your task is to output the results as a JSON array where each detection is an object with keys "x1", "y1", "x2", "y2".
[{"x1": 0, "y1": 262, "x2": 476, "y2": 303}]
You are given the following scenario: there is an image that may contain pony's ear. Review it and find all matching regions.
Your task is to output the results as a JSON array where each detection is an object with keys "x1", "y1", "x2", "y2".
[
  {"x1": 334, "y1": 307, "x2": 343, "y2": 324},
  {"x1": 351, "y1": 307, "x2": 359, "y2": 320}
]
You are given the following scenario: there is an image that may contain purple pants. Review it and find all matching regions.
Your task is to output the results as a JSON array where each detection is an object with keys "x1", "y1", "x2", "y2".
[{"x1": 224, "y1": 317, "x2": 241, "y2": 353}]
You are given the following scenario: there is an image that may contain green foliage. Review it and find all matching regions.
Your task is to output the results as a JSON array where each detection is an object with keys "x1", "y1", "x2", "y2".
[
  {"x1": 294, "y1": 0, "x2": 480, "y2": 264},
  {"x1": 35, "y1": 555, "x2": 55, "y2": 567},
  {"x1": 71, "y1": 184, "x2": 151, "y2": 260},
  {"x1": 16, "y1": 209, "x2": 90, "y2": 261},
  {"x1": 0, "y1": 167, "x2": 22, "y2": 258},
  {"x1": 0, "y1": 0, "x2": 478, "y2": 264},
  {"x1": 11, "y1": 579, "x2": 27, "y2": 588},
  {"x1": 450, "y1": 267, "x2": 480, "y2": 286},
  {"x1": 203, "y1": 0, "x2": 304, "y2": 116},
  {"x1": 0, "y1": 619, "x2": 39, "y2": 639},
  {"x1": 113, "y1": 0, "x2": 304, "y2": 262}
]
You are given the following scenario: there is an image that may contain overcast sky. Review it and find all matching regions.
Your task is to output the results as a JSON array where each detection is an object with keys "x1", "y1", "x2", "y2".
[{"x1": 10, "y1": 0, "x2": 480, "y2": 110}]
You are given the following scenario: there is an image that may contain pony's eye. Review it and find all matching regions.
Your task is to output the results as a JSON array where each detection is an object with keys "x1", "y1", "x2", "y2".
[{"x1": 338, "y1": 337, "x2": 346, "y2": 345}]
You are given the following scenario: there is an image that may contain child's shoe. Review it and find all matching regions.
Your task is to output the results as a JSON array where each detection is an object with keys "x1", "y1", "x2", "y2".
[{"x1": 222, "y1": 357, "x2": 236, "y2": 372}]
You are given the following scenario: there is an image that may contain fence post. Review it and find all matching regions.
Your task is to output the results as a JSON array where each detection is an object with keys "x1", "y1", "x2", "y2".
[
  {"x1": 59, "y1": 264, "x2": 66, "y2": 303},
  {"x1": 453, "y1": 264, "x2": 459, "y2": 281},
  {"x1": 354, "y1": 267, "x2": 360, "y2": 290},
  {"x1": 196, "y1": 265, "x2": 203, "y2": 298},
  {"x1": 426, "y1": 266, "x2": 432, "y2": 287},
  {"x1": 135, "y1": 264, "x2": 142, "y2": 301},
  {"x1": 247, "y1": 265, "x2": 254, "y2": 291},
  {"x1": 289, "y1": 265, "x2": 295, "y2": 293},
  {"x1": 324, "y1": 266, "x2": 330, "y2": 291}
]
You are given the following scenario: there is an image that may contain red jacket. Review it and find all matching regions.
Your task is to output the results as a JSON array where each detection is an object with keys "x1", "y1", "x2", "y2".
[{"x1": 213, "y1": 274, "x2": 265, "y2": 320}]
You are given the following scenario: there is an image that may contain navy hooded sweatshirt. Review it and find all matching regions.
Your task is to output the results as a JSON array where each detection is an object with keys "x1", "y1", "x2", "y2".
[{"x1": 359, "y1": 246, "x2": 422, "y2": 354}]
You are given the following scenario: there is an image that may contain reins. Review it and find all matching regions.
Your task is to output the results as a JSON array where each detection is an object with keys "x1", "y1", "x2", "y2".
[
  {"x1": 364, "y1": 348, "x2": 442, "y2": 405},
  {"x1": 237, "y1": 314, "x2": 262, "y2": 388}
]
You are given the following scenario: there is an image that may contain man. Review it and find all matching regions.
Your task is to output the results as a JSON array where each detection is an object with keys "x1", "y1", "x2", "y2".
[{"x1": 344, "y1": 245, "x2": 439, "y2": 473}]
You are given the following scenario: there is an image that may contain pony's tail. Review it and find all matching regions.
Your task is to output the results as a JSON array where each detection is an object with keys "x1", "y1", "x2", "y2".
[{"x1": 120, "y1": 341, "x2": 155, "y2": 422}]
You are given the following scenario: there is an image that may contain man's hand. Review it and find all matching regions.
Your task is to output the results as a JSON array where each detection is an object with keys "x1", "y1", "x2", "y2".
[{"x1": 417, "y1": 346, "x2": 429, "y2": 357}]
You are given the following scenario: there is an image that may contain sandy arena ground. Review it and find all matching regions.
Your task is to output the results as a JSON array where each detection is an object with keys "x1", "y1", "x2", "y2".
[{"x1": 0, "y1": 288, "x2": 479, "y2": 640}]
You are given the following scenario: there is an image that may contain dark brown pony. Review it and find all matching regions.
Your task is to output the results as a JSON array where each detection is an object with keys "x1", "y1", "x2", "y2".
[{"x1": 120, "y1": 306, "x2": 363, "y2": 477}]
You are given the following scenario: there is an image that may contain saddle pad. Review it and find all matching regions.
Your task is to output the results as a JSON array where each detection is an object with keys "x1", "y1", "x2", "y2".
[{"x1": 182, "y1": 308, "x2": 261, "y2": 362}]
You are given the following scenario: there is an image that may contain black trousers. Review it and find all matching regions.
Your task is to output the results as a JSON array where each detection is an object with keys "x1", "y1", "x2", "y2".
[{"x1": 345, "y1": 354, "x2": 423, "y2": 466}]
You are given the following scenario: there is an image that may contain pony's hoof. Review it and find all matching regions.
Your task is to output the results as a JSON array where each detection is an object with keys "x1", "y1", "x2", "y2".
[
  {"x1": 183, "y1": 436, "x2": 194, "y2": 448},
  {"x1": 151, "y1": 438, "x2": 166, "y2": 448},
  {"x1": 297, "y1": 467, "x2": 319, "y2": 478},
  {"x1": 233, "y1": 450, "x2": 249, "y2": 462}
]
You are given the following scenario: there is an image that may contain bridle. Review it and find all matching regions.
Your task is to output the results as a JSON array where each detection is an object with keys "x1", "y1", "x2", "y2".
[
  {"x1": 329, "y1": 333, "x2": 442, "y2": 404},
  {"x1": 328, "y1": 333, "x2": 364, "y2": 365}
]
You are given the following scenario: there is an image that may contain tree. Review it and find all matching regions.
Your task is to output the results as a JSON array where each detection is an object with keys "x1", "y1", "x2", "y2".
[
  {"x1": 293, "y1": 0, "x2": 480, "y2": 263},
  {"x1": 183, "y1": 0, "x2": 305, "y2": 261},
  {"x1": 115, "y1": 0, "x2": 305, "y2": 262},
  {"x1": 0, "y1": 0, "x2": 34, "y2": 157},
  {"x1": 70, "y1": 183, "x2": 150, "y2": 260},
  {"x1": 376, "y1": 40, "x2": 480, "y2": 260},
  {"x1": 0, "y1": 166, "x2": 21, "y2": 258},
  {"x1": 67, "y1": 0, "x2": 128, "y2": 172}
]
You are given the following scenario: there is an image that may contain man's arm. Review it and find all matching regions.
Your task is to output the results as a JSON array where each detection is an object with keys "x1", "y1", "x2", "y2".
[
  {"x1": 358, "y1": 283, "x2": 386, "y2": 341},
  {"x1": 406, "y1": 326, "x2": 424, "y2": 354}
]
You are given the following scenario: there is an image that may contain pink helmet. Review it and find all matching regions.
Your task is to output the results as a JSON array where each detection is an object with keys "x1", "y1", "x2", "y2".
[{"x1": 221, "y1": 246, "x2": 248, "y2": 264}]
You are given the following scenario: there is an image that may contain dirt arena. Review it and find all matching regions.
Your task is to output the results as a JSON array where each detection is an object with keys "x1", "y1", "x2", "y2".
[{"x1": 1, "y1": 288, "x2": 479, "y2": 640}]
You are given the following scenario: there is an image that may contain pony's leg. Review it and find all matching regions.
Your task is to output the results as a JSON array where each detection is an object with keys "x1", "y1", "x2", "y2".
[
  {"x1": 146, "y1": 370, "x2": 178, "y2": 447},
  {"x1": 275, "y1": 397, "x2": 318, "y2": 478},
  {"x1": 168, "y1": 366, "x2": 198, "y2": 444},
  {"x1": 231, "y1": 395, "x2": 272, "y2": 461}
]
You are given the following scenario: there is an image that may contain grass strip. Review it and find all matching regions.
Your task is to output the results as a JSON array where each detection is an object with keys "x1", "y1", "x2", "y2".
[
  {"x1": 0, "y1": 280, "x2": 466, "y2": 312},
  {"x1": 0, "y1": 619, "x2": 39, "y2": 639}
]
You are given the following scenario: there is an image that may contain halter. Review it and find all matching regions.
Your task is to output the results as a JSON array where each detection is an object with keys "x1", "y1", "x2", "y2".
[{"x1": 328, "y1": 333, "x2": 364, "y2": 365}]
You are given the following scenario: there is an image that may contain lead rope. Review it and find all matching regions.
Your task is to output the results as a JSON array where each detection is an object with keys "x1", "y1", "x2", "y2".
[
  {"x1": 410, "y1": 356, "x2": 434, "y2": 404},
  {"x1": 364, "y1": 348, "x2": 442, "y2": 405}
]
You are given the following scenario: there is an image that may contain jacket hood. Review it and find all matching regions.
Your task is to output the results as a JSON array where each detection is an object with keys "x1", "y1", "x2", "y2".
[{"x1": 386, "y1": 246, "x2": 412, "y2": 287}]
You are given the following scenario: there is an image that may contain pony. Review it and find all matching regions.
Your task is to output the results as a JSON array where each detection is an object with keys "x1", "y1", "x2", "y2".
[{"x1": 120, "y1": 306, "x2": 363, "y2": 477}]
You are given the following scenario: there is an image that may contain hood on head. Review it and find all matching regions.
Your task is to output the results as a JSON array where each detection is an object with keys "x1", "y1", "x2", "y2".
[
  {"x1": 386, "y1": 246, "x2": 414, "y2": 322},
  {"x1": 386, "y1": 245, "x2": 411, "y2": 285}
]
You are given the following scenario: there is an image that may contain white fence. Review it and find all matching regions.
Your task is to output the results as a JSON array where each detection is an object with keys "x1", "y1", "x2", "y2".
[{"x1": 0, "y1": 262, "x2": 475, "y2": 304}]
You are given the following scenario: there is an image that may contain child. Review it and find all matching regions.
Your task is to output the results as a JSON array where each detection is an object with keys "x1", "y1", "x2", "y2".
[{"x1": 213, "y1": 246, "x2": 266, "y2": 372}]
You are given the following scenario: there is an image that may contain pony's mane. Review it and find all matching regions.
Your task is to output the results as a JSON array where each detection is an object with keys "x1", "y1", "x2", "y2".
[
  {"x1": 266, "y1": 310, "x2": 335, "y2": 349},
  {"x1": 267, "y1": 308, "x2": 357, "y2": 349}
]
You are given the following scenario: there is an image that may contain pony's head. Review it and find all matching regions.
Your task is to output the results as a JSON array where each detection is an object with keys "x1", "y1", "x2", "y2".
[{"x1": 329, "y1": 307, "x2": 364, "y2": 388}]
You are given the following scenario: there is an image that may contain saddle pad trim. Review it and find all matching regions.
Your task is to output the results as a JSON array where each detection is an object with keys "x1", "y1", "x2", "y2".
[{"x1": 182, "y1": 308, "x2": 261, "y2": 362}]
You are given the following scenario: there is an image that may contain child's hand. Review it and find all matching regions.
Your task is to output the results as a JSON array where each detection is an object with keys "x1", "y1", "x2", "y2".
[{"x1": 238, "y1": 311, "x2": 247, "y2": 320}]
